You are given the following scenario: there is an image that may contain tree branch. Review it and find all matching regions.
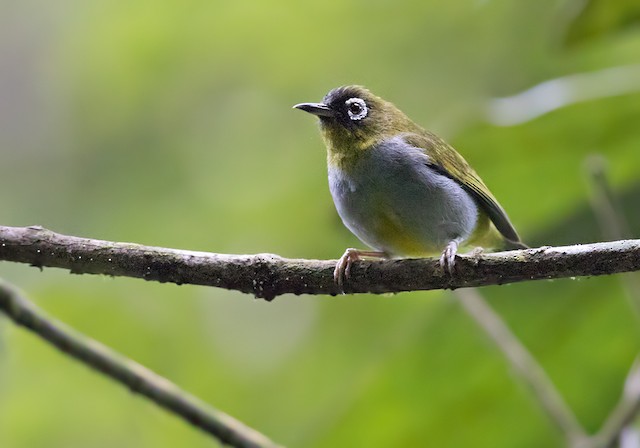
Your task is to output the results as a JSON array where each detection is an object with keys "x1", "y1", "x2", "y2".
[
  {"x1": 0, "y1": 279, "x2": 281, "y2": 448},
  {"x1": 1, "y1": 225, "x2": 640, "y2": 300}
]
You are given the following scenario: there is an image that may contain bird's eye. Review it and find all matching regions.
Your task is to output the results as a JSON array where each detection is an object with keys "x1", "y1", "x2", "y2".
[{"x1": 345, "y1": 98, "x2": 368, "y2": 121}]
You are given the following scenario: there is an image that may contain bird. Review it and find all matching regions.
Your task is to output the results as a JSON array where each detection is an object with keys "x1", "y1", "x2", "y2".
[{"x1": 294, "y1": 85, "x2": 526, "y2": 291}]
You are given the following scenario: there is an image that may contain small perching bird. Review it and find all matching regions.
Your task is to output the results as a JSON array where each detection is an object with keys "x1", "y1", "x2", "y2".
[{"x1": 294, "y1": 86, "x2": 526, "y2": 291}]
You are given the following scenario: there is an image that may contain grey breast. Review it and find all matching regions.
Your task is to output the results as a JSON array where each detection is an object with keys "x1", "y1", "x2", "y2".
[{"x1": 328, "y1": 136, "x2": 479, "y2": 254}]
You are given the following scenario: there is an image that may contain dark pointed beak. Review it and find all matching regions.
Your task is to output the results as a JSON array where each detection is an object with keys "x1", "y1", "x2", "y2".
[{"x1": 293, "y1": 102, "x2": 335, "y2": 117}]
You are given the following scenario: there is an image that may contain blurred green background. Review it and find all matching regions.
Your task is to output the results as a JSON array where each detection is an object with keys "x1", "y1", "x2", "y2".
[{"x1": 1, "y1": 0, "x2": 640, "y2": 447}]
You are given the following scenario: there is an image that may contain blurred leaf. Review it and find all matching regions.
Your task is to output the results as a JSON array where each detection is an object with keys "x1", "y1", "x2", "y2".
[{"x1": 564, "y1": 0, "x2": 640, "y2": 45}]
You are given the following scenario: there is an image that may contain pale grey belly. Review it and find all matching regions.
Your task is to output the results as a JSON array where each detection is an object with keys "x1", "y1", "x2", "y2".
[{"x1": 328, "y1": 139, "x2": 478, "y2": 256}]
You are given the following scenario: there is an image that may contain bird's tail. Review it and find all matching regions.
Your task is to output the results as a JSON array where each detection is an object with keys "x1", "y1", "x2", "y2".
[{"x1": 503, "y1": 238, "x2": 529, "y2": 250}]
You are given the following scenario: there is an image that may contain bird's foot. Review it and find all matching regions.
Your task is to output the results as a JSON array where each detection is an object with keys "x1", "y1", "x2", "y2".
[
  {"x1": 469, "y1": 247, "x2": 485, "y2": 257},
  {"x1": 468, "y1": 246, "x2": 485, "y2": 266},
  {"x1": 334, "y1": 248, "x2": 386, "y2": 294},
  {"x1": 439, "y1": 240, "x2": 460, "y2": 275}
]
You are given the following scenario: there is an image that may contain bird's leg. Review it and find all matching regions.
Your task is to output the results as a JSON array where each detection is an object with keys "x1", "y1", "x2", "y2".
[
  {"x1": 334, "y1": 248, "x2": 387, "y2": 293},
  {"x1": 439, "y1": 238, "x2": 463, "y2": 275}
]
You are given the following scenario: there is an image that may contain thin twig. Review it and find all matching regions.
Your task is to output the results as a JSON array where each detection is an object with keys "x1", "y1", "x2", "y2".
[
  {"x1": 585, "y1": 155, "x2": 640, "y2": 314},
  {"x1": 455, "y1": 288, "x2": 589, "y2": 447},
  {"x1": 0, "y1": 279, "x2": 281, "y2": 448},
  {"x1": 584, "y1": 155, "x2": 632, "y2": 241},
  {"x1": 592, "y1": 357, "x2": 640, "y2": 448},
  {"x1": 1, "y1": 226, "x2": 640, "y2": 300}
]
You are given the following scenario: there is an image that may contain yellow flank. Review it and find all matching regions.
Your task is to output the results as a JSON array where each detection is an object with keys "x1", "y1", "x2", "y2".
[
  {"x1": 374, "y1": 204, "x2": 503, "y2": 255},
  {"x1": 370, "y1": 201, "x2": 442, "y2": 256},
  {"x1": 466, "y1": 212, "x2": 504, "y2": 249}
]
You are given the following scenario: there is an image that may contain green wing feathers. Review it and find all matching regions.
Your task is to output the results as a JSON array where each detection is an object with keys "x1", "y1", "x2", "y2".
[{"x1": 403, "y1": 132, "x2": 526, "y2": 248}]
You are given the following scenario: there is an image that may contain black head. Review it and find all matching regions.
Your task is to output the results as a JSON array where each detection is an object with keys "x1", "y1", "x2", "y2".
[
  {"x1": 294, "y1": 85, "x2": 383, "y2": 132},
  {"x1": 294, "y1": 85, "x2": 417, "y2": 152}
]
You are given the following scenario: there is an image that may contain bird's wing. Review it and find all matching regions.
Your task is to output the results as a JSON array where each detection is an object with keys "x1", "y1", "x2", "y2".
[{"x1": 402, "y1": 132, "x2": 524, "y2": 246}]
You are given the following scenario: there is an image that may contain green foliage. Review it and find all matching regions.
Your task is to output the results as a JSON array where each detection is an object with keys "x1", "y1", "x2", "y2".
[
  {"x1": 0, "y1": 0, "x2": 639, "y2": 447},
  {"x1": 564, "y1": 0, "x2": 640, "y2": 45}
]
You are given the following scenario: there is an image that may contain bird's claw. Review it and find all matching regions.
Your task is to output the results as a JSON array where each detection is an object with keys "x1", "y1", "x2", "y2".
[
  {"x1": 439, "y1": 240, "x2": 459, "y2": 275},
  {"x1": 334, "y1": 249, "x2": 387, "y2": 294},
  {"x1": 468, "y1": 247, "x2": 485, "y2": 266},
  {"x1": 334, "y1": 248, "x2": 361, "y2": 294}
]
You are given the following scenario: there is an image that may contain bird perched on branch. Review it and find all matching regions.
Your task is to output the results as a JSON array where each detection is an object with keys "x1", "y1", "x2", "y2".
[{"x1": 294, "y1": 85, "x2": 526, "y2": 291}]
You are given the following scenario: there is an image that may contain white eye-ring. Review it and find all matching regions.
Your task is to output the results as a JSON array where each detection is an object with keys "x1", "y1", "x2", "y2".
[{"x1": 345, "y1": 97, "x2": 368, "y2": 121}]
